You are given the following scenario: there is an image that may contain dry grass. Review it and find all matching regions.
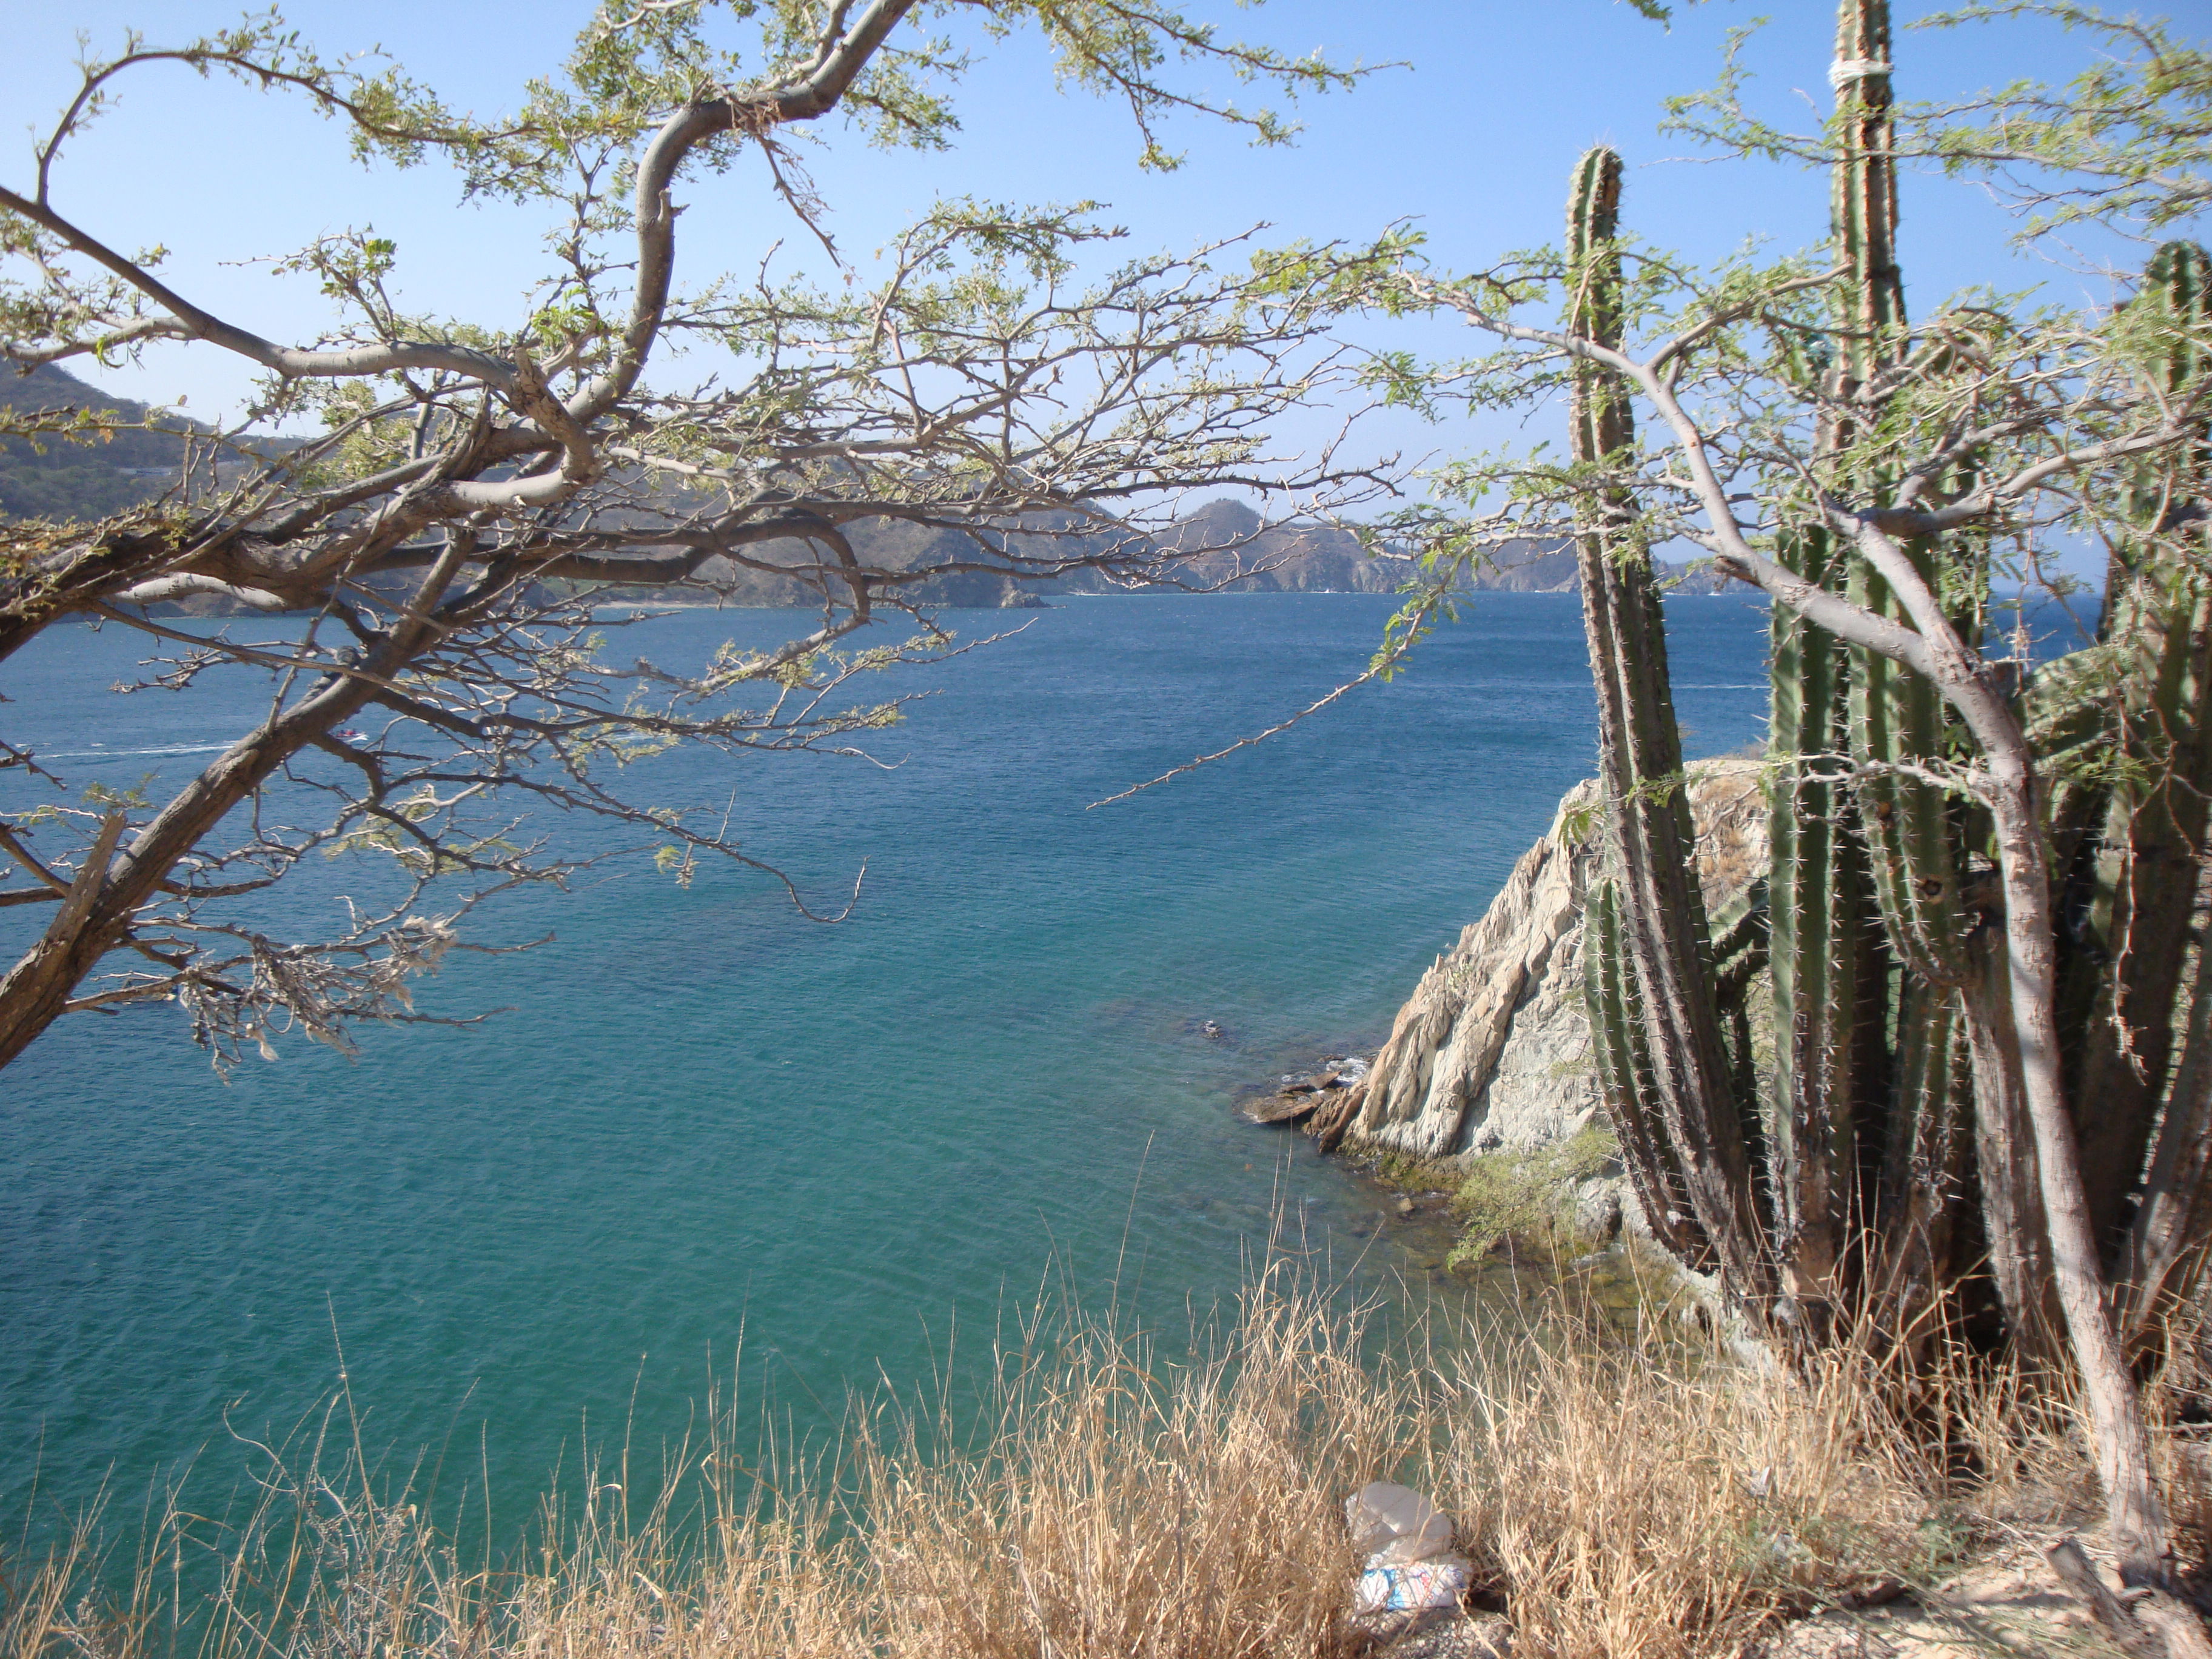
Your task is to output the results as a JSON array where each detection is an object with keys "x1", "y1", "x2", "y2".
[
  {"x1": 0, "y1": 1264, "x2": 2117, "y2": 1659},
  {"x1": 1430, "y1": 1300, "x2": 2091, "y2": 1659}
]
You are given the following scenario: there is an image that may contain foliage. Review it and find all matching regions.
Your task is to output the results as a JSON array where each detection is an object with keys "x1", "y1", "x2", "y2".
[
  {"x1": 1443, "y1": 1122, "x2": 1619, "y2": 1266},
  {"x1": 1665, "y1": 4, "x2": 2212, "y2": 243},
  {"x1": 0, "y1": 2, "x2": 1395, "y2": 1071}
]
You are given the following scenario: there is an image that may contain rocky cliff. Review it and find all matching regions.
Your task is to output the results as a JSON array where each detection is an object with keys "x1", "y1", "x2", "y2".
[{"x1": 1329, "y1": 758, "x2": 1768, "y2": 1163}]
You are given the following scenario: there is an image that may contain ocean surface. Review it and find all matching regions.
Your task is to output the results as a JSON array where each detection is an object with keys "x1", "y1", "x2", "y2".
[{"x1": 1, "y1": 591, "x2": 1777, "y2": 1540}]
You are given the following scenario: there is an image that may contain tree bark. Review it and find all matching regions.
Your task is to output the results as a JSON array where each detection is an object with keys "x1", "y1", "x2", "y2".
[
  {"x1": 1981, "y1": 739, "x2": 2174, "y2": 1581},
  {"x1": 1959, "y1": 928, "x2": 2065, "y2": 1358}
]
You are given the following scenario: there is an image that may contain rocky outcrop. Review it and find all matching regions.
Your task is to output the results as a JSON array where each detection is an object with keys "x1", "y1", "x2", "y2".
[{"x1": 1341, "y1": 759, "x2": 1768, "y2": 1161}]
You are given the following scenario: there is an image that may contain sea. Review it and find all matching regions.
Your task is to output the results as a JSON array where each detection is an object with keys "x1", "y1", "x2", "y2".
[{"x1": 0, "y1": 591, "x2": 1783, "y2": 1541}]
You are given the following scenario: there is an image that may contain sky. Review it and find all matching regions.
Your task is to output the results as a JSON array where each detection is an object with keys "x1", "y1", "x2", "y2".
[{"x1": 3, "y1": 0, "x2": 2207, "y2": 495}]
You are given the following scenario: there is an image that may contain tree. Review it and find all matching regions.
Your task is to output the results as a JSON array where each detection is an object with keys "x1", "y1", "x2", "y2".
[
  {"x1": 1368, "y1": 0, "x2": 2212, "y2": 1629},
  {"x1": 0, "y1": 2, "x2": 1393, "y2": 1073}
]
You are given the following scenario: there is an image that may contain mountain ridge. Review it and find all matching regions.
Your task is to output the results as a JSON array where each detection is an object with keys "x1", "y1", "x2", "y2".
[{"x1": 4, "y1": 364, "x2": 1728, "y2": 605}]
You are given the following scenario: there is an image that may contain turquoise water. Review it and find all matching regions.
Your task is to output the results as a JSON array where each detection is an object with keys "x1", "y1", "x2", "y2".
[{"x1": 0, "y1": 592, "x2": 1773, "y2": 1535}]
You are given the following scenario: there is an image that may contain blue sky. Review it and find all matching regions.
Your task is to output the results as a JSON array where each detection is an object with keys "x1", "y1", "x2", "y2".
[{"x1": 4, "y1": 1, "x2": 2206, "y2": 486}]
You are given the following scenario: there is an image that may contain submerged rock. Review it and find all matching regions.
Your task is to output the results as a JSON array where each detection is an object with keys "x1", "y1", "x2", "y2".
[{"x1": 1241, "y1": 1090, "x2": 1324, "y2": 1125}]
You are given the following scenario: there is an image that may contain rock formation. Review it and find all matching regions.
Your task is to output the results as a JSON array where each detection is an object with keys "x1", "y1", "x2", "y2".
[{"x1": 1322, "y1": 758, "x2": 1768, "y2": 1162}]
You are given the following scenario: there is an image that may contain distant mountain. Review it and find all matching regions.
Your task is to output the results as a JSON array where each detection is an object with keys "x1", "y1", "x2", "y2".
[
  {"x1": 0, "y1": 363, "x2": 203, "y2": 523},
  {"x1": 657, "y1": 498, "x2": 1726, "y2": 608},
  {"x1": 1052, "y1": 498, "x2": 1401, "y2": 595},
  {"x1": 1045, "y1": 498, "x2": 1728, "y2": 599},
  {"x1": 2, "y1": 372, "x2": 1728, "y2": 606}
]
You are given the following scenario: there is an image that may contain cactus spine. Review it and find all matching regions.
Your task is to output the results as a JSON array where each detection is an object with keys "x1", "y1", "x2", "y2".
[{"x1": 1568, "y1": 147, "x2": 1769, "y2": 1291}]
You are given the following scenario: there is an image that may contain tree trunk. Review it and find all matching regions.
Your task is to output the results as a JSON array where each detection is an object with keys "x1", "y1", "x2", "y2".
[
  {"x1": 1960, "y1": 919, "x2": 2066, "y2": 1358},
  {"x1": 1985, "y1": 757, "x2": 2176, "y2": 1582}
]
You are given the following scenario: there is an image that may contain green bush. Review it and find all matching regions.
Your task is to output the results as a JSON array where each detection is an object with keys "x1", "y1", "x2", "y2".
[{"x1": 1444, "y1": 1124, "x2": 1618, "y2": 1268}]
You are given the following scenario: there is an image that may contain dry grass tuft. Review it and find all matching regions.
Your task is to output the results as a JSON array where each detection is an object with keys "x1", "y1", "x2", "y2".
[
  {"x1": 0, "y1": 1264, "x2": 2122, "y2": 1659},
  {"x1": 1428, "y1": 1304, "x2": 2084, "y2": 1659}
]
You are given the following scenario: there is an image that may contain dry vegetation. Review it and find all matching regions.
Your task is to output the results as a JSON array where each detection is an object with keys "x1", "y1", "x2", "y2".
[{"x1": 0, "y1": 1262, "x2": 2184, "y2": 1659}]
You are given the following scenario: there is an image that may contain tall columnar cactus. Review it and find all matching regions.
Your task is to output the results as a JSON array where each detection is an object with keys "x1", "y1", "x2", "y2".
[
  {"x1": 1766, "y1": 540, "x2": 1869, "y2": 1311},
  {"x1": 1569, "y1": 1, "x2": 2212, "y2": 1392},
  {"x1": 1849, "y1": 559, "x2": 1971, "y2": 994},
  {"x1": 1583, "y1": 877, "x2": 1695, "y2": 1257},
  {"x1": 1763, "y1": 0, "x2": 1906, "y2": 1319},
  {"x1": 1828, "y1": 0, "x2": 1906, "y2": 395},
  {"x1": 1567, "y1": 147, "x2": 1769, "y2": 1293},
  {"x1": 2062, "y1": 241, "x2": 2212, "y2": 1257},
  {"x1": 1852, "y1": 561, "x2": 1979, "y2": 1330},
  {"x1": 1577, "y1": 0, "x2": 2034, "y2": 1347},
  {"x1": 1843, "y1": 362, "x2": 1982, "y2": 1330},
  {"x1": 1871, "y1": 974, "x2": 1972, "y2": 1322}
]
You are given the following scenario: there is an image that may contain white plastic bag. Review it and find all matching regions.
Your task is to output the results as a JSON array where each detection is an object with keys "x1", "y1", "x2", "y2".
[
  {"x1": 1353, "y1": 1555, "x2": 1473, "y2": 1614},
  {"x1": 1346, "y1": 1483, "x2": 1466, "y2": 1618},
  {"x1": 1344, "y1": 1481, "x2": 1454, "y2": 1564}
]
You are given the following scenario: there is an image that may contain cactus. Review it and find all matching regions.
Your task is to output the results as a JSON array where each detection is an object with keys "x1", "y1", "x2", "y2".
[
  {"x1": 1584, "y1": 877, "x2": 1698, "y2": 1258},
  {"x1": 1757, "y1": 0, "x2": 1914, "y2": 1318},
  {"x1": 1828, "y1": 0, "x2": 1905, "y2": 394},
  {"x1": 1766, "y1": 531, "x2": 1869, "y2": 1310},
  {"x1": 2060, "y1": 241, "x2": 2212, "y2": 1254},
  {"x1": 1576, "y1": 0, "x2": 2003, "y2": 1343},
  {"x1": 1567, "y1": 146, "x2": 1771, "y2": 1291},
  {"x1": 1708, "y1": 882, "x2": 1772, "y2": 999},
  {"x1": 1846, "y1": 501, "x2": 1981, "y2": 1339},
  {"x1": 1872, "y1": 974, "x2": 1973, "y2": 1336},
  {"x1": 1709, "y1": 882, "x2": 1774, "y2": 1147},
  {"x1": 2083, "y1": 245, "x2": 2212, "y2": 1360},
  {"x1": 1849, "y1": 548, "x2": 1972, "y2": 990},
  {"x1": 1562, "y1": 0, "x2": 2212, "y2": 1389}
]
